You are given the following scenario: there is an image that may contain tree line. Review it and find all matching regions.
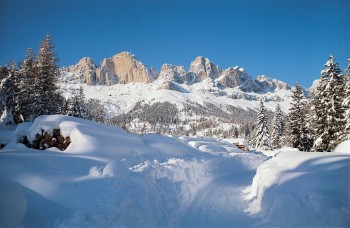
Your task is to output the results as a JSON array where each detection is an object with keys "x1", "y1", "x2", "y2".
[
  {"x1": 253, "y1": 55, "x2": 350, "y2": 152},
  {"x1": 0, "y1": 35, "x2": 105, "y2": 125}
]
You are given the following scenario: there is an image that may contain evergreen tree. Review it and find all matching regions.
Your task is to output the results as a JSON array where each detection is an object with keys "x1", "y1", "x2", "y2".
[
  {"x1": 15, "y1": 48, "x2": 36, "y2": 122},
  {"x1": 271, "y1": 104, "x2": 284, "y2": 149},
  {"x1": 287, "y1": 83, "x2": 306, "y2": 150},
  {"x1": 67, "y1": 87, "x2": 89, "y2": 119},
  {"x1": 313, "y1": 55, "x2": 346, "y2": 151},
  {"x1": 233, "y1": 126, "x2": 239, "y2": 138},
  {"x1": 86, "y1": 99, "x2": 105, "y2": 123},
  {"x1": 34, "y1": 35, "x2": 62, "y2": 117},
  {"x1": 253, "y1": 100, "x2": 271, "y2": 150},
  {"x1": 341, "y1": 59, "x2": 350, "y2": 140},
  {"x1": 300, "y1": 101, "x2": 314, "y2": 151},
  {"x1": 0, "y1": 62, "x2": 17, "y2": 126}
]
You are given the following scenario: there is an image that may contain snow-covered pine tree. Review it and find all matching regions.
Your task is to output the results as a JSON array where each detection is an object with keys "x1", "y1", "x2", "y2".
[
  {"x1": 271, "y1": 104, "x2": 284, "y2": 149},
  {"x1": 233, "y1": 126, "x2": 239, "y2": 138},
  {"x1": 35, "y1": 35, "x2": 62, "y2": 117},
  {"x1": 253, "y1": 99, "x2": 271, "y2": 150},
  {"x1": 85, "y1": 99, "x2": 105, "y2": 123},
  {"x1": 0, "y1": 65, "x2": 8, "y2": 114},
  {"x1": 67, "y1": 87, "x2": 89, "y2": 119},
  {"x1": 313, "y1": 55, "x2": 345, "y2": 151},
  {"x1": 300, "y1": 101, "x2": 314, "y2": 151},
  {"x1": 341, "y1": 58, "x2": 350, "y2": 140},
  {"x1": 287, "y1": 83, "x2": 306, "y2": 150},
  {"x1": 15, "y1": 48, "x2": 36, "y2": 122},
  {"x1": 0, "y1": 63, "x2": 17, "y2": 126}
]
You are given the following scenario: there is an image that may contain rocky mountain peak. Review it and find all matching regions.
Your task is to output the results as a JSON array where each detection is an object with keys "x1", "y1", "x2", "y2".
[
  {"x1": 96, "y1": 52, "x2": 157, "y2": 85},
  {"x1": 256, "y1": 75, "x2": 291, "y2": 92},
  {"x1": 158, "y1": 64, "x2": 187, "y2": 83},
  {"x1": 189, "y1": 56, "x2": 220, "y2": 81},
  {"x1": 77, "y1": 57, "x2": 96, "y2": 69},
  {"x1": 216, "y1": 66, "x2": 262, "y2": 92}
]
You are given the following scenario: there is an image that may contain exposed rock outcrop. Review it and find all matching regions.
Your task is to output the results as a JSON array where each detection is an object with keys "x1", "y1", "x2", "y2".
[
  {"x1": 60, "y1": 52, "x2": 294, "y2": 95},
  {"x1": 96, "y1": 52, "x2": 157, "y2": 85},
  {"x1": 255, "y1": 75, "x2": 291, "y2": 92},
  {"x1": 189, "y1": 56, "x2": 221, "y2": 82},
  {"x1": 158, "y1": 64, "x2": 187, "y2": 83},
  {"x1": 216, "y1": 66, "x2": 262, "y2": 92},
  {"x1": 64, "y1": 57, "x2": 97, "y2": 85}
]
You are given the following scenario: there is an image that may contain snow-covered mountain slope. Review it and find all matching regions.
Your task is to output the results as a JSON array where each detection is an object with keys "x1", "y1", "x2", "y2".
[
  {"x1": 0, "y1": 116, "x2": 349, "y2": 227},
  {"x1": 60, "y1": 52, "x2": 296, "y2": 115},
  {"x1": 60, "y1": 52, "x2": 303, "y2": 135}
]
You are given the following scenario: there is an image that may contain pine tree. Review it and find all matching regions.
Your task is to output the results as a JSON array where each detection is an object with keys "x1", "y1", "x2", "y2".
[
  {"x1": 233, "y1": 126, "x2": 239, "y2": 138},
  {"x1": 67, "y1": 87, "x2": 89, "y2": 119},
  {"x1": 85, "y1": 98, "x2": 105, "y2": 123},
  {"x1": 0, "y1": 62, "x2": 17, "y2": 126},
  {"x1": 271, "y1": 104, "x2": 284, "y2": 149},
  {"x1": 287, "y1": 83, "x2": 305, "y2": 150},
  {"x1": 300, "y1": 101, "x2": 314, "y2": 151},
  {"x1": 341, "y1": 59, "x2": 350, "y2": 140},
  {"x1": 34, "y1": 35, "x2": 62, "y2": 117},
  {"x1": 313, "y1": 55, "x2": 346, "y2": 151},
  {"x1": 15, "y1": 48, "x2": 36, "y2": 122},
  {"x1": 253, "y1": 100, "x2": 271, "y2": 150}
]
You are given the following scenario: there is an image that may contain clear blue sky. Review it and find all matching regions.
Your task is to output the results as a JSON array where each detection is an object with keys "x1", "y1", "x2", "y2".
[{"x1": 1, "y1": 0, "x2": 349, "y2": 87}]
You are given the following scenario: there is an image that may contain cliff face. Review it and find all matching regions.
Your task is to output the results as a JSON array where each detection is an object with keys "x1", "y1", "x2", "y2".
[
  {"x1": 65, "y1": 57, "x2": 97, "y2": 85},
  {"x1": 216, "y1": 66, "x2": 262, "y2": 92},
  {"x1": 189, "y1": 56, "x2": 221, "y2": 82},
  {"x1": 62, "y1": 52, "x2": 294, "y2": 95},
  {"x1": 64, "y1": 52, "x2": 157, "y2": 85},
  {"x1": 158, "y1": 64, "x2": 187, "y2": 83},
  {"x1": 96, "y1": 52, "x2": 157, "y2": 85}
]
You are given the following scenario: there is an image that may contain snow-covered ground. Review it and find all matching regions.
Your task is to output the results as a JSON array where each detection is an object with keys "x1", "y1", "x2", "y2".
[
  {"x1": 61, "y1": 78, "x2": 292, "y2": 118},
  {"x1": 0, "y1": 116, "x2": 349, "y2": 227}
]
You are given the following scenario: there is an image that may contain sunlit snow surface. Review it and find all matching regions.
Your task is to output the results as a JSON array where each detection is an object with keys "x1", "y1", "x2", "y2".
[{"x1": 0, "y1": 116, "x2": 349, "y2": 227}]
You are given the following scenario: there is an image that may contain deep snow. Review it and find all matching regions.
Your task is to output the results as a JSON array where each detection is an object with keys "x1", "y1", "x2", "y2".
[{"x1": 0, "y1": 116, "x2": 349, "y2": 227}]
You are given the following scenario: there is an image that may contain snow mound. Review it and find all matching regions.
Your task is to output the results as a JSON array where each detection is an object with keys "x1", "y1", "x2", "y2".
[
  {"x1": 1, "y1": 115, "x2": 349, "y2": 227},
  {"x1": 244, "y1": 151, "x2": 350, "y2": 226},
  {"x1": 333, "y1": 140, "x2": 350, "y2": 153},
  {"x1": 0, "y1": 115, "x2": 267, "y2": 227}
]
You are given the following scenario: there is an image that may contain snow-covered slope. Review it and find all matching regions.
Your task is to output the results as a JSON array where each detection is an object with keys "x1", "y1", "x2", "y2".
[
  {"x1": 0, "y1": 116, "x2": 349, "y2": 227},
  {"x1": 60, "y1": 52, "x2": 296, "y2": 117},
  {"x1": 244, "y1": 149, "x2": 350, "y2": 226}
]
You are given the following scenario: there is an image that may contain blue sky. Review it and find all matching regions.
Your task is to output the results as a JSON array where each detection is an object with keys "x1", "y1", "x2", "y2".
[{"x1": 0, "y1": 0, "x2": 349, "y2": 87}]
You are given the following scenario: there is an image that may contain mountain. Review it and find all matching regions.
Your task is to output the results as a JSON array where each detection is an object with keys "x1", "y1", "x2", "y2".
[
  {"x1": 61, "y1": 51, "x2": 293, "y2": 94},
  {"x1": 60, "y1": 52, "x2": 298, "y2": 136},
  {"x1": 61, "y1": 52, "x2": 157, "y2": 85}
]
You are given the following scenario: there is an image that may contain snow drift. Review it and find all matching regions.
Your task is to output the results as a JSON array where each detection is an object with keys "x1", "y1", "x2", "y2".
[
  {"x1": 0, "y1": 115, "x2": 349, "y2": 227},
  {"x1": 244, "y1": 150, "x2": 350, "y2": 226}
]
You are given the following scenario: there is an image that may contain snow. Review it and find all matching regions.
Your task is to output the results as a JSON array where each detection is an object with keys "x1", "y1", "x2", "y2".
[
  {"x1": 334, "y1": 140, "x2": 350, "y2": 153},
  {"x1": 0, "y1": 115, "x2": 349, "y2": 227},
  {"x1": 61, "y1": 74, "x2": 293, "y2": 119},
  {"x1": 244, "y1": 150, "x2": 350, "y2": 226}
]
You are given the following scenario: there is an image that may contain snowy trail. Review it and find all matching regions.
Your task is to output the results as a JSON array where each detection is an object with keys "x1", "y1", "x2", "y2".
[
  {"x1": 1, "y1": 116, "x2": 349, "y2": 227},
  {"x1": 179, "y1": 171, "x2": 258, "y2": 227}
]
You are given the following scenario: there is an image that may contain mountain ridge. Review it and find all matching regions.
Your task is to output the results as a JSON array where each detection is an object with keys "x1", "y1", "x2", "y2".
[{"x1": 61, "y1": 51, "x2": 294, "y2": 94}]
